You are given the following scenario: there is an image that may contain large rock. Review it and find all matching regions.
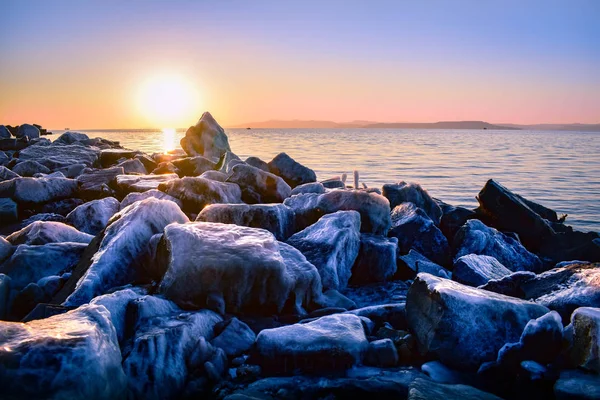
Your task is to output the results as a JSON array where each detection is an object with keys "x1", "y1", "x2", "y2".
[
  {"x1": 180, "y1": 112, "x2": 231, "y2": 161},
  {"x1": 227, "y1": 163, "x2": 291, "y2": 204},
  {"x1": 157, "y1": 222, "x2": 321, "y2": 315},
  {"x1": 406, "y1": 273, "x2": 550, "y2": 370},
  {"x1": 287, "y1": 211, "x2": 361, "y2": 291},
  {"x1": 389, "y1": 202, "x2": 450, "y2": 266},
  {"x1": 0, "y1": 197, "x2": 18, "y2": 224},
  {"x1": 15, "y1": 123, "x2": 40, "y2": 139},
  {"x1": 284, "y1": 189, "x2": 391, "y2": 235},
  {"x1": 267, "y1": 152, "x2": 317, "y2": 188},
  {"x1": 120, "y1": 189, "x2": 183, "y2": 210},
  {"x1": 453, "y1": 219, "x2": 543, "y2": 272},
  {"x1": 171, "y1": 155, "x2": 216, "y2": 177},
  {"x1": 0, "y1": 304, "x2": 127, "y2": 399},
  {"x1": 245, "y1": 155, "x2": 269, "y2": 171},
  {"x1": 350, "y1": 234, "x2": 398, "y2": 284},
  {"x1": 436, "y1": 199, "x2": 477, "y2": 242},
  {"x1": 11, "y1": 160, "x2": 50, "y2": 177},
  {"x1": 0, "y1": 125, "x2": 11, "y2": 139},
  {"x1": 554, "y1": 369, "x2": 600, "y2": 400},
  {"x1": 396, "y1": 250, "x2": 450, "y2": 280},
  {"x1": 0, "y1": 166, "x2": 20, "y2": 182},
  {"x1": 76, "y1": 166, "x2": 124, "y2": 200},
  {"x1": 116, "y1": 158, "x2": 147, "y2": 174},
  {"x1": 382, "y1": 182, "x2": 442, "y2": 225},
  {"x1": 6, "y1": 221, "x2": 93, "y2": 245},
  {"x1": 100, "y1": 149, "x2": 137, "y2": 167},
  {"x1": 0, "y1": 177, "x2": 77, "y2": 204},
  {"x1": 89, "y1": 287, "x2": 148, "y2": 343},
  {"x1": 211, "y1": 317, "x2": 256, "y2": 357},
  {"x1": 53, "y1": 131, "x2": 90, "y2": 145},
  {"x1": 17, "y1": 143, "x2": 100, "y2": 169},
  {"x1": 453, "y1": 254, "x2": 513, "y2": 287},
  {"x1": 196, "y1": 203, "x2": 295, "y2": 240},
  {"x1": 158, "y1": 176, "x2": 242, "y2": 214},
  {"x1": 115, "y1": 173, "x2": 178, "y2": 195},
  {"x1": 567, "y1": 307, "x2": 600, "y2": 373},
  {"x1": 63, "y1": 198, "x2": 189, "y2": 306},
  {"x1": 255, "y1": 314, "x2": 368, "y2": 374},
  {"x1": 408, "y1": 377, "x2": 502, "y2": 400},
  {"x1": 291, "y1": 181, "x2": 326, "y2": 196},
  {"x1": 66, "y1": 197, "x2": 120, "y2": 235}
]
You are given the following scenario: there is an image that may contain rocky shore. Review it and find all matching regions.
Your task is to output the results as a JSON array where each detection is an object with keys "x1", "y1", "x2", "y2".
[{"x1": 0, "y1": 112, "x2": 599, "y2": 400}]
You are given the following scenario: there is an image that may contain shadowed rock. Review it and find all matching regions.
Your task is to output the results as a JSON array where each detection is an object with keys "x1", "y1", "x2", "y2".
[
  {"x1": 180, "y1": 112, "x2": 231, "y2": 161},
  {"x1": 267, "y1": 152, "x2": 317, "y2": 188},
  {"x1": 11, "y1": 160, "x2": 50, "y2": 177},
  {"x1": 158, "y1": 176, "x2": 242, "y2": 214},
  {"x1": 0, "y1": 177, "x2": 78, "y2": 204},
  {"x1": 453, "y1": 254, "x2": 512, "y2": 287},
  {"x1": 18, "y1": 143, "x2": 100, "y2": 169},
  {"x1": 172, "y1": 155, "x2": 217, "y2": 177},
  {"x1": 76, "y1": 166, "x2": 124, "y2": 200},
  {"x1": 66, "y1": 197, "x2": 120, "y2": 235},
  {"x1": 382, "y1": 181, "x2": 442, "y2": 225},
  {"x1": 227, "y1": 163, "x2": 291, "y2": 204},
  {"x1": 350, "y1": 234, "x2": 398, "y2": 284},
  {"x1": 6, "y1": 221, "x2": 93, "y2": 245}
]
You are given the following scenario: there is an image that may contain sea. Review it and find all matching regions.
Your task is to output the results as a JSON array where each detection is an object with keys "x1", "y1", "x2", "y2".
[{"x1": 46, "y1": 128, "x2": 600, "y2": 233}]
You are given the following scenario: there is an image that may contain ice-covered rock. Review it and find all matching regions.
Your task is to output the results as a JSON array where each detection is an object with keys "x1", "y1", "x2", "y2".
[
  {"x1": 53, "y1": 131, "x2": 90, "y2": 145},
  {"x1": 284, "y1": 189, "x2": 391, "y2": 235},
  {"x1": 364, "y1": 338, "x2": 399, "y2": 367},
  {"x1": 11, "y1": 160, "x2": 50, "y2": 177},
  {"x1": 566, "y1": 307, "x2": 600, "y2": 373},
  {"x1": 100, "y1": 148, "x2": 137, "y2": 167},
  {"x1": 0, "y1": 304, "x2": 127, "y2": 399},
  {"x1": 0, "y1": 165, "x2": 20, "y2": 181},
  {"x1": 277, "y1": 242, "x2": 323, "y2": 314},
  {"x1": 40, "y1": 197, "x2": 84, "y2": 216},
  {"x1": 158, "y1": 176, "x2": 242, "y2": 213},
  {"x1": 66, "y1": 197, "x2": 120, "y2": 235},
  {"x1": 76, "y1": 166, "x2": 123, "y2": 200},
  {"x1": 287, "y1": 211, "x2": 361, "y2": 291},
  {"x1": 350, "y1": 234, "x2": 398, "y2": 284},
  {"x1": 227, "y1": 163, "x2": 291, "y2": 203},
  {"x1": 0, "y1": 236, "x2": 12, "y2": 263},
  {"x1": 199, "y1": 170, "x2": 228, "y2": 182},
  {"x1": 0, "y1": 197, "x2": 18, "y2": 224},
  {"x1": 18, "y1": 142, "x2": 100, "y2": 168},
  {"x1": 6, "y1": 221, "x2": 93, "y2": 245},
  {"x1": 89, "y1": 287, "x2": 148, "y2": 343},
  {"x1": 116, "y1": 158, "x2": 147, "y2": 174},
  {"x1": 0, "y1": 176, "x2": 78, "y2": 204},
  {"x1": 180, "y1": 112, "x2": 231, "y2": 161},
  {"x1": 453, "y1": 254, "x2": 512, "y2": 287},
  {"x1": 453, "y1": 219, "x2": 543, "y2": 272},
  {"x1": 396, "y1": 250, "x2": 450, "y2": 280},
  {"x1": 115, "y1": 173, "x2": 178, "y2": 195},
  {"x1": 64, "y1": 198, "x2": 189, "y2": 306},
  {"x1": 554, "y1": 369, "x2": 600, "y2": 400},
  {"x1": 216, "y1": 151, "x2": 241, "y2": 173},
  {"x1": 245, "y1": 156, "x2": 269, "y2": 171},
  {"x1": 408, "y1": 377, "x2": 501, "y2": 400},
  {"x1": 211, "y1": 317, "x2": 256, "y2": 357},
  {"x1": 197, "y1": 203, "x2": 295, "y2": 240},
  {"x1": 389, "y1": 202, "x2": 450, "y2": 266},
  {"x1": 477, "y1": 270, "x2": 537, "y2": 298},
  {"x1": 406, "y1": 273, "x2": 550, "y2": 370},
  {"x1": 171, "y1": 155, "x2": 216, "y2": 177},
  {"x1": 267, "y1": 152, "x2": 317, "y2": 188},
  {"x1": 151, "y1": 161, "x2": 179, "y2": 175},
  {"x1": 15, "y1": 123, "x2": 40, "y2": 139},
  {"x1": 382, "y1": 182, "x2": 442, "y2": 225},
  {"x1": 120, "y1": 189, "x2": 183, "y2": 210},
  {"x1": 291, "y1": 181, "x2": 326, "y2": 196},
  {"x1": 256, "y1": 314, "x2": 368, "y2": 374}
]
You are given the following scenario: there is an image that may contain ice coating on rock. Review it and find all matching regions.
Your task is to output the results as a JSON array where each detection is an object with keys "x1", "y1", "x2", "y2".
[
  {"x1": 453, "y1": 254, "x2": 513, "y2": 287},
  {"x1": 567, "y1": 306, "x2": 600, "y2": 373},
  {"x1": 382, "y1": 181, "x2": 443, "y2": 225},
  {"x1": 66, "y1": 197, "x2": 120, "y2": 235},
  {"x1": 115, "y1": 173, "x2": 179, "y2": 195},
  {"x1": 0, "y1": 177, "x2": 78, "y2": 204},
  {"x1": 158, "y1": 176, "x2": 242, "y2": 213},
  {"x1": 120, "y1": 188, "x2": 183, "y2": 210},
  {"x1": 227, "y1": 163, "x2": 292, "y2": 204},
  {"x1": 18, "y1": 143, "x2": 99, "y2": 168},
  {"x1": 6, "y1": 220, "x2": 93, "y2": 245}
]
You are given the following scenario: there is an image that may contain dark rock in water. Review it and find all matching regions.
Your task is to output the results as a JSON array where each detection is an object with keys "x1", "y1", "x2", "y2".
[
  {"x1": 566, "y1": 307, "x2": 600, "y2": 373},
  {"x1": 396, "y1": 250, "x2": 450, "y2": 280},
  {"x1": 157, "y1": 222, "x2": 321, "y2": 315},
  {"x1": 66, "y1": 197, "x2": 120, "y2": 235},
  {"x1": 227, "y1": 163, "x2": 291, "y2": 204},
  {"x1": 382, "y1": 181, "x2": 442, "y2": 225},
  {"x1": 408, "y1": 377, "x2": 501, "y2": 400},
  {"x1": 197, "y1": 203, "x2": 295, "y2": 240},
  {"x1": 180, "y1": 112, "x2": 231, "y2": 161},
  {"x1": 172, "y1": 155, "x2": 217, "y2": 177},
  {"x1": 116, "y1": 158, "x2": 147, "y2": 174},
  {"x1": 53, "y1": 131, "x2": 90, "y2": 145},
  {"x1": 0, "y1": 125, "x2": 11, "y2": 139},
  {"x1": 15, "y1": 123, "x2": 40, "y2": 139},
  {"x1": 40, "y1": 197, "x2": 84, "y2": 216},
  {"x1": 389, "y1": 202, "x2": 450, "y2": 266},
  {"x1": 0, "y1": 177, "x2": 78, "y2": 204},
  {"x1": 18, "y1": 143, "x2": 100, "y2": 169},
  {"x1": 6, "y1": 221, "x2": 93, "y2": 245},
  {"x1": 120, "y1": 189, "x2": 183, "y2": 210},
  {"x1": 406, "y1": 273, "x2": 550, "y2": 370},
  {"x1": 365, "y1": 338, "x2": 399, "y2": 367},
  {"x1": 350, "y1": 234, "x2": 398, "y2": 285},
  {"x1": 554, "y1": 369, "x2": 600, "y2": 400},
  {"x1": 436, "y1": 199, "x2": 477, "y2": 241},
  {"x1": 453, "y1": 219, "x2": 543, "y2": 272},
  {"x1": 322, "y1": 178, "x2": 346, "y2": 189},
  {"x1": 288, "y1": 211, "x2": 361, "y2": 291},
  {"x1": 158, "y1": 176, "x2": 242, "y2": 214},
  {"x1": 245, "y1": 156, "x2": 269, "y2": 172},
  {"x1": 11, "y1": 160, "x2": 50, "y2": 177},
  {"x1": 212, "y1": 317, "x2": 256, "y2": 357},
  {"x1": 0, "y1": 166, "x2": 20, "y2": 181},
  {"x1": 115, "y1": 173, "x2": 179, "y2": 196},
  {"x1": 0, "y1": 197, "x2": 18, "y2": 224},
  {"x1": 284, "y1": 189, "x2": 391, "y2": 235},
  {"x1": 453, "y1": 254, "x2": 512, "y2": 287},
  {"x1": 478, "y1": 270, "x2": 536, "y2": 298},
  {"x1": 100, "y1": 148, "x2": 137, "y2": 167},
  {"x1": 267, "y1": 152, "x2": 317, "y2": 188},
  {"x1": 199, "y1": 170, "x2": 228, "y2": 182},
  {"x1": 291, "y1": 181, "x2": 326, "y2": 196},
  {"x1": 216, "y1": 150, "x2": 241, "y2": 173},
  {"x1": 76, "y1": 166, "x2": 124, "y2": 200},
  {"x1": 63, "y1": 198, "x2": 189, "y2": 306},
  {"x1": 0, "y1": 304, "x2": 127, "y2": 399},
  {"x1": 255, "y1": 314, "x2": 368, "y2": 374}
]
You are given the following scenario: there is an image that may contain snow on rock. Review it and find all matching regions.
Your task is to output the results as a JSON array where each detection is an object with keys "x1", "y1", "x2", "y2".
[
  {"x1": 120, "y1": 189, "x2": 183, "y2": 210},
  {"x1": 6, "y1": 221, "x2": 93, "y2": 245},
  {"x1": 0, "y1": 304, "x2": 127, "y2": 399},
  {"x1": 89, "y1": 287, "x2": 148, "y2": 343},
  {"x1": 211, "y1": 317, "x2": 256, "y2": 357},
  {"x1": 566, "y1": 307, "x2": 600, "y2": 373},
  {"x1": 158, "y1": 176, "x2": 242, "y2": 214},
  {"x1": 18, "y1": 143, "x2": 100, "y2": 168},
  {"x1": 64, "y1": 198, "x2": 189, "y2": 306},
  {"x1": 287, "y1": 211, "x2": 361, "y2": 291},
  {"x1": 290, "y1": 181, "x2": 326, "y2": 196},
  {"x1": 453, "y1": 254, "x2": 513, "y2": 287},
  {"x1": 15, "y1": 123, "x2": 40, "y2": 139},
  {"x1": 199, "y1": 170, "x2": 228, "y2": 182},
  {"x1": 66, "y1": 197, "x2": 120, "y2": 235},
  {"x1": 453, "y1": 219, "x2": 543, "y2": 273},
  {"x1": 406, "y1": 273, "x2": 550, "y2": 370},
  {"x1": 267, "y1": 152, "x2": 317, "y2": 188},
  {"x1": 196, "y1": 203, "x2": 295, "y2": 240},
  {"x1": 115, "y1": 173, "x2": 179, "y2": 196},
  {"x1": 256, "y1": 314, "x2": 368, "y2": 374},
  {"x1": 0, "y1": 177, "x2": 78, "y2": 204},
  {"x1": 180, "y1": 112, "x2": 231, "y2": 161},
  {"x1": 350, "y1": 233, "x2": 398, "y2": 284},
  {"x1": 382, "y1": 181, "x2": 443, "y2": 225},
  {"x1": 53, "y1": 131, "x2": 90, "y2": 145},
  {"x1": 226, "y1": 163, "x2": 291, "y2": 204}
]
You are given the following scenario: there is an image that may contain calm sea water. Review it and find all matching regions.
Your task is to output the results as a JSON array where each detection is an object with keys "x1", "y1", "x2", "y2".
[{"x1": 47, "y1": 129, "x2": 600, "y2": 232}]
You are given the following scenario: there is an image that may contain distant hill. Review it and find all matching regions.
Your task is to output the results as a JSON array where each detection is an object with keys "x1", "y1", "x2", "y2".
[
  {"x1": 227, "y1": 120, "x2": 374, "y2": 129},
  {"x1": 500, "y1": 123, "x2": 600, "y2": 132},
  {"x1": 363, "y1": 121, "x2": 519, "y2": 130}
]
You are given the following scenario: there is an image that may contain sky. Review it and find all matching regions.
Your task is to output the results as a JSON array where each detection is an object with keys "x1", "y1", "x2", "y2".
[{"x1": 0, "y1": 0, "x2": 599, "y2": 129}]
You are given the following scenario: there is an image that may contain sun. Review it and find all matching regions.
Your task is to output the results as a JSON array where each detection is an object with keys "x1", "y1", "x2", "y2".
[{"x1": 136, "y1": 73, "x2": 201, "y2": 128}]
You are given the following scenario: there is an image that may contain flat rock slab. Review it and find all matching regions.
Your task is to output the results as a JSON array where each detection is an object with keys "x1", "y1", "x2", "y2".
[
  {"x1": 0, "y1": 177, "x2": 78, "y2": 204},
  {"x1": 6, "y1": 220, "x2": 93, "y2": 245},
  {"x1": 18, "y1": 143, "x2": 100, "y2": 169},
  {"x1": 115, "y1": 173, "x2": 178, "y2": 195}
]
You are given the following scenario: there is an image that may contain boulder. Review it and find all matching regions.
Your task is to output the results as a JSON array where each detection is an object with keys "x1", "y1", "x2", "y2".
[
  {"x1": 396, "y1": 250, "x2": 450, "y2": 280},
  {"x1": 364, "y1": 338, "x2": 399, "y2": 367},
  {"x1": 171, "y1": 155, "x2": 216, "y2": 177},
  {"x1": 0, "y1": 151, "x2": 9, "y2": 166},
  {"x1": 389, "y1": 202, "x2": 450, "y2": 266},
  {"x1": 11, "y1": 160, "x2": 50, "y2": 177},
  {"x1": 99, "y1": 149, "x2": 137, "y2": 167},
  {"x1": 0, "y1": 137, "x2": 29, "y2": 151},
  {"x1": 6, "y1": 221, "x2": 93, "y2": 245},
  {"x1": 406, "y1": 273, "x2": 550, "y2": 370},
  {"x1": 554, "y1": 369, "x2": 600, "y2": 400},
  {"x1": 17, "y1": 143, "x2": 100, "y2": 169},
  {"x1": 216, "y1": 151, "x2": 242, "y2": 173},
  {"x1": 0, "y1": 236, "x2": 12, "y2": 263},
  {"x1": 55, "y1": 163, "x2": 87, "y2": 178},
  {"x1": 0, "y1": 273, "x2": 10, "y2": 318},
  {"x1": 284, "y1": 189, "x2": 391, "y2": 235},
  {"x1": 115, "y1": 173, "x2": 178, "y2": 195},
  {"x1": 478, "y1": 270, "x2": 537, "y2": 298},
  {"x1": 267, "y1": 152, "x2": 317, "y2": 188},
  {"x1": 408, "y1": 377, "x2": 501, "y2": 400},
  {"x1": 227, "y1": 163, "x2": 291, "y2": 204},
  {"x1": 436, "y1": 199, "x2": 477, "y2": 241},
  {"x1": 321, "y1": 178, "x2": 346, "y2": 189},
  {"x1": 287, "y1": 211, "x2": 361, "y2": 291},
  {"x1": 566, "y1": 307, "x2": 600, "y2": 373},
  {"x1": 0, "y1": 197, "x2": 18, "y2": 224},
  {"x1": 346, "y1": 303, "x2": 407, "y2": 331},
  {"x1": 350, "y1": 234, "x2": 398, "y2": 284},
  {"x1": 151, "y1": 161, "x2": 179, "y2": 175},
  {"x1": 0, "y1": 304, "x2": 127, "y2": 399},
  {"x1": 40, "y1": 197, "x2": 84, "y2": 216},
  {"x1": 135, "y1": 154, "x2": 157, "y2": 173},
  {"x1": 382, "y1": 182, "x2": 442, "y2": 225},
  {"x1": 453, "y1": 219, "x2": 543, "y2": 272},
  {"x1": 211, "y1": 317, "x2": 256, "y2": 357},
  {"x1": 0, "y1": 177, "x2": 78, "y2": 204},
  {"x1": 255, "y1": 314, "x2": 368, "y2": 374},
  {"x1": 116, "y1": 158, "x2": 147, "y2": 174},
  {"x1": 76, "y1": 166, "x2": 124, "y2": 200},
  {"x1": 197, "y1": 203, "x2": 295, "y2": 240},
  {"x1": 0, "y1": 125, "x2": 11, "y2": 139},
  {"x1": 245, "y1": 156, "x2": 269, "y2": 172},
  {"x1": 66, "y1": 197, "x2": 120, "y2": 235},
  {"x1": 291, "y1": 181, "x2": 326, "y2": 196},
  {"x1": 199, "y1": 170, "x2": 228, "y2": 182},
  {"x1": 15, "y1": 123, "x2": 40, "y2": 139},
  {"x1": 63, "y1": 198, "x2": 189, "y2": 306},
  {"x1": 53, "y1": 131, "x2": 90, "y2": 145},
  {"x1": 180, "y1": 112, "x2": 231, "y2": 161},
  {"x1": 453, "y1": 254, "x2": 513, "y2": 287},
  {"x1": 158, "y1": 176, "x2": 242, "y2": 214},
  {"x1": 0, "y1": 165, "x2": 20, "y2": 181},
  {"x1": 120, "y1": 189, "x2": 183, "y2": 210},
  {"x1": 157, "y1": 222, "x2": 320, "y2": 315}
]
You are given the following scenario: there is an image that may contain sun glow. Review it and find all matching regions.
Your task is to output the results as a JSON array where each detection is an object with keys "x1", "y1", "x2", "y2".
[
  {"x1": 162, "y1": 128, "x2": 176, "y2": 153},
  {"x1": 136, "y1": 73, "x2": 201, "y2": 128}
]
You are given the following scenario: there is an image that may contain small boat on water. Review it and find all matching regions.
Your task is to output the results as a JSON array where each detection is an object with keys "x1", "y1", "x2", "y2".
[{"x1": 246, "y1": 127, "x2": 251, "y2": 130}]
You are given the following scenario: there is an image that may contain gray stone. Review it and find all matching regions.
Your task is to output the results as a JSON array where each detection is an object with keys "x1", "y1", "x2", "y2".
[
  {"x1": 382, "y1": 181, "x2": 443, "y2": 225},
  {"x1": 0, "y1": 177, "x2": 78, "y2": 204},
  {"x1": 227, "y1": 163, "x2": 291, "y2": 204},
  {"x1": 53, "y1": 131, "x2": 90, "y2": 145},
  {"x1": 172, "y1": 155, "x2": 217, "y2": 177},
  {"x1": 158, "y1": 176, "x2": 242, "y2": 214},
  {"x1": 291, "y1": 181, "x2": 326, "y2": 196},
  {"x1": 212, "y1": 317, "x2": 256, "y2": 357},
  {"x1": 66, "y1": 197, "x2": 120, "y2": 235},
  {"x1": 267, "y1": 152, "x2": 317, "y2": 188},
  {"x1": 180, "y1": 112, "x2": 231, "y2": 161},
  {"x1": 350, "y1": 234, "x2": 398, "y2": 284},
  {"x1": 18, "y1": 143, "x2": 100, "y2": 169},
  {"x1": 0, "y1": 166, "x2": 20, "y2": 182},
  {"x1": 11, "y1": 160, "x2": 50, "y2": 177},
  {"x1": 16, "y1": 124, "x2": 40, "y2": 139},
  {"x1": 100, "y1": 148, "x2": 137, "y2": 167},
  {"x1": 365, "y1": 338, "x2": 399, "y2": 367},
  {"x1": 453, "y1": 254, "x2": 512, "y2": 287},
  {"x1": 397, "y1": 250, "x2": 450, "y2": 280},
  {"x1": 245, "y1": 156, "x2": 269, "y2": 172},
  {"x1": 76, "y1": 166, "x2": 124, "y2": 200},
  {"x1": 116, "y1": 158, "x2": 147, "y2": 174},
  {"x1": 0, "y1": 197, "x2": 18, "y2": 224}
]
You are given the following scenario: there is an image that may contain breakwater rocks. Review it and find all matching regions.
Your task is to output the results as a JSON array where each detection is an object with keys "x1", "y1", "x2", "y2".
[{"x1": 0, "y1": 112, "x2": 599, "y2": 400}]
